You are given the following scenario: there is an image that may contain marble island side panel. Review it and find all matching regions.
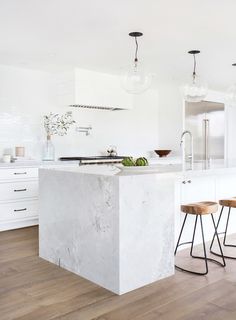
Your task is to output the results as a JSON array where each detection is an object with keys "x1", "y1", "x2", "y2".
[{"x1": 39, "y1": 168, "x2": 175, "y2": 295}]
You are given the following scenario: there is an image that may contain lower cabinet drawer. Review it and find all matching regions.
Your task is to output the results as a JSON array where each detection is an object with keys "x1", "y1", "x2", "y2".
[
  {"x1": 0, "y1": 200, "x2": 38, "y2": 221},
  {"x1": 0, "y1": 167, "x2": 38, "y2": 181},
  {"x1": 0, "y1": 181, "x2": 38, "y2": 201}
]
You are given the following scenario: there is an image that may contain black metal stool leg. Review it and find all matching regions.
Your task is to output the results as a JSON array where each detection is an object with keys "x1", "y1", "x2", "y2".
[
  {"x1": 211, "y1": 214, "x2": 226, "y2": 267},
  {"x1": 210, "y1": 206, "x2": 224, "y2": 252},
  {"x1": 190, "y1": 215, "x2": 198, "y2": 257},
  {"x1": 223, "y1": 207, "x2": 233, "y2": 246},
  {"x1": 174, "y1": 214, "x2": 188, "y2": 255},
  {"x1": 175, "y1": 213, "x2": 225, "y2": 276},
  {"x1": 175, "y1": 214, "x2": 209, "y2": 275},
  {"x1": 191, "y1": 214, "x2": 226, "y2": 267},
  {"x1": 210, "y1": 205, "x2": 236, "y2": 260},
  {"x1": 200, "y1": 215, "x2": 208, "y2": 275}
]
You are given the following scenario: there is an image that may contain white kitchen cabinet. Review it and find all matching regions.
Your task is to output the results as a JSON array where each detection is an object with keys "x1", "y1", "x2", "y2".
[
  {"x1": 0, "y1": 163, "x2": 79, "y2": 231},
  {"x1": 180, "y1": 176, "x2": 216, "y2": 203},
  {"x1": 0, "y1": 181, "x2": 38, "y2": 202},
  {"x1": 216, "y1": 173, "x2": 236, "y2": 199},
  {"x1": 175, "y1": 171, "x2": 236, "y2": 247},
  {"x1": 0, "y1": 200, "x2": 38, "y2": 221},
  {"x1": 0, "y1": 167, "x2": 39, "y2": 231},
  {"x1": 175, "y1": 175, "x2": 216, "y2": 245},
  {"x1": 0, "y1": 167, "x2": 38, "y2": 181}
]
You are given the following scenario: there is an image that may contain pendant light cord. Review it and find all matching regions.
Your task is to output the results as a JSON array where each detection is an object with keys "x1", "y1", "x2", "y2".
[
  {"x1": 134, "y1": 36, "x2": 138, "y2": 62},
  {"x1": 193, "y1": 54, "x2": 196, "y2": 79}
]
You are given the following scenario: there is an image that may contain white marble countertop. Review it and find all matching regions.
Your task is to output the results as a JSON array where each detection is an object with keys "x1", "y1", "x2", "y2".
[
  {"x1": 0, "y1": 160, "x2": 80, "y2": 168},
  {"x1": 40, "y1": 164, "x2": 180, "y2": 177},
  {"x1": 40, "y1": 161, "x2": 236, "y2": 178}
]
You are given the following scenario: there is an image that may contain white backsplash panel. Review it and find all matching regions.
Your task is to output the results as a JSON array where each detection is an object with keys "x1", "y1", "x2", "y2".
[
  {"x1": 0, "y1": 111, "x2": 43, "y2": 158},
  {"x1": 0, "y1": 65, "x2": 159, "y2": 160}
]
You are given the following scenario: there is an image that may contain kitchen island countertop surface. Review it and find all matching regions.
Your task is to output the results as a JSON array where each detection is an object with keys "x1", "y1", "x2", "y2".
[{"x1": 40, "y1": 160, "x2": 236, "y2": 178}]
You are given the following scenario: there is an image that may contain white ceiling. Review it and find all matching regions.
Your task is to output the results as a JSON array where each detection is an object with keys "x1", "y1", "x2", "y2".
[{"x1": 0, "y1": 0, "x2": 236, "y2": 90}]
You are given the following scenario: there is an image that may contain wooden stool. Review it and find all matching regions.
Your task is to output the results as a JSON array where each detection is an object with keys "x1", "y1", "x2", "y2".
[
  {"x1": 175, "y1": 201, "x2": 226, "y2": 275},
  {"x1": 210, "y1": 197, "x2": 236, "y2": 259}
]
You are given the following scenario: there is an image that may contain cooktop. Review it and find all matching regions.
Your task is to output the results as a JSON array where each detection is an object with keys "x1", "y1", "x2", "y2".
[{"x1": 59, "y1": 156, "x2": 125, "y2": 161}]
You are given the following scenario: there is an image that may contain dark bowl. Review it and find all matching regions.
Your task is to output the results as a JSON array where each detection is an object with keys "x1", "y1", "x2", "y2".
[{"x1": 154, "y1": 150, "x2": 171, "y2": 158}]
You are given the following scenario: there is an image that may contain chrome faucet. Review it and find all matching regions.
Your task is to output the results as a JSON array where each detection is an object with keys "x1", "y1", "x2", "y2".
[
  {"x1": 180, "y1": 130, "x2": 194, "y2": 171},
  {"x1": 76, "y1": 125, "x2": 92, "y2": 136}
]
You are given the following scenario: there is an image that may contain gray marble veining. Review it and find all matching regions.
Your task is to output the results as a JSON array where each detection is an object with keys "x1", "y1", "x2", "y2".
[{"x1": 39, "y1": 167, "x2": 175, "y2": 294}]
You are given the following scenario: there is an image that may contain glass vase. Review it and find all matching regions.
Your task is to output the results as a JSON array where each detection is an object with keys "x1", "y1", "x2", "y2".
[{"x1": 43, "y1": 135, "x2": 55, "y2": 161}]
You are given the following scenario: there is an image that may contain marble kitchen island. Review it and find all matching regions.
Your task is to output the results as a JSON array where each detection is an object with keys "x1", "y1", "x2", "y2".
[{"x1": 39, "y1": 165, "x2": 175, "y2": 295}]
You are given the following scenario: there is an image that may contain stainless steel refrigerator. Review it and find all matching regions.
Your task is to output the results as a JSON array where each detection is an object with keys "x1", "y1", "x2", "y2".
[{"x1": 184, "y1": 101, "x2": 225, "y2": 168}]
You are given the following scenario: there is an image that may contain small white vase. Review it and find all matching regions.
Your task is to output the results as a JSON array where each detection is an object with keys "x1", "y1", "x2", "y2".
[{"x1": 43, "y1": 135, "x2": 55, "y2": 161}]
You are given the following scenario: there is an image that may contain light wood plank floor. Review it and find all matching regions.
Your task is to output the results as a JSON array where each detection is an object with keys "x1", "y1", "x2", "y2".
[{"x1": 1, "y1": 226, "x2": 236, "y2": 320}]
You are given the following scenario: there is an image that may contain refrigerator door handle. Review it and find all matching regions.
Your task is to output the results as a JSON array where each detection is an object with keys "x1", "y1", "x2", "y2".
[{"x1": 203, "y1": 118, "x2": 210, "y2": 167}]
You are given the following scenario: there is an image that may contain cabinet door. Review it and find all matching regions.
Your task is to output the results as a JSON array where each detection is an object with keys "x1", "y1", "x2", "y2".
[
  {"x1": 0, "y1": 168, "x2": 38, "y2": 181},
  {"x1": 176, "y1": 175, "x2": 216, "y2": 245},
  {"x1": 0, "y1": 181, "x2": 38, "y2": 201},
  {"x1": 181, "y1": 176, "x2": 216, "y2": 204},
  {"x1": 216, "y1": 173, "x2": 236, "y2": 199},
  {"x1": 0, "y1": 200, "x2": 38, "y2": 221}
]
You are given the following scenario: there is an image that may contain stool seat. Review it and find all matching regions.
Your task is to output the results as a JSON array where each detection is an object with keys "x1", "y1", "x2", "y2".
[
  {"x1": 181, "y1": 201, "x2": 218, "y2": 215},
  {"x1": 219, "y1": 198, "x2": 236, "y2": 208}
]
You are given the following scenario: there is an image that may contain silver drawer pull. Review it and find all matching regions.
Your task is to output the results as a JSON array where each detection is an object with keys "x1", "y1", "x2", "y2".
[
  {"x1": 14, "y1": 188, "x2": 27, "y2": 192},
  {"x1": 14, "y1": 172, "x2": 27, "y2": 175},
  {"x1": 14, "y1": 208, "x2": 27, "y2": 212}
]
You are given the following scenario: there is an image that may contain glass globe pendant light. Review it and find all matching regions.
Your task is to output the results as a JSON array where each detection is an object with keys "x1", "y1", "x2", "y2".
[
  {"x1": 122, "y1": 32, "x2": 152, "y2": 94},
  {"x1": 183, "y1": 50, "x2": 208, "y2": 102},
  {"x1": 225, "y1": 63, "x2": 236, "y2": 107}
]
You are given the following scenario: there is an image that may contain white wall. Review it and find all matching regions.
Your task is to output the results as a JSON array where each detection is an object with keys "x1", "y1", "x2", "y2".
[
  {"x1": 0, "y1": 65, "x2": 56, "y2": 159},
  {"x1": 1, "y1": 65, "x2": 231, "y2": 162},
  {"x1": 0, "y1": 65, "x2": 160, "y2": 160},
  {"x1": 157, "y1": 82, "x2": 183, "y2": 156},
  {"x1": 52, "y1": 69, "x2": 185, "y2": 159},
  {"x1": 54, "y1": 91, "x2": 159, "y2": 158}
]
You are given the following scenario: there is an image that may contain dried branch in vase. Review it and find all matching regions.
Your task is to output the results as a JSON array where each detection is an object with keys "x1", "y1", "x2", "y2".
[{"x1": 43, "y1": 111, "x2": 76, "y2": 137}]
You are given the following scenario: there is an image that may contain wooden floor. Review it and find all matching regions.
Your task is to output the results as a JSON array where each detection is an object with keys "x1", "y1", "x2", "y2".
[{"x1": 1, "y1": 228, "x2": 236, "y2": 320}]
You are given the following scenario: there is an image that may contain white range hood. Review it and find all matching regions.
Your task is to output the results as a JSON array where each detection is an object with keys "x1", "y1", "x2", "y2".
[{"x1": 69, "y1": 68, "x2": 133, "y2": 111}]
